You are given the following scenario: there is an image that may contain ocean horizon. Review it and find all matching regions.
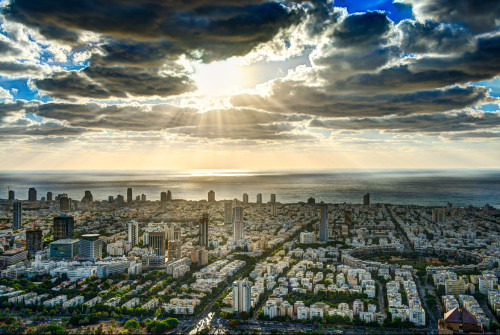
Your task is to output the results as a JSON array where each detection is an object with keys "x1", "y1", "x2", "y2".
[{"x1": 1, "y1": 169, "x2": 499, "y2": 208}]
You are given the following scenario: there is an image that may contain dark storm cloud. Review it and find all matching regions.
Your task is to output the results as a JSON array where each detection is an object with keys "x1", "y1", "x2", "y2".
[
  {"x1": 444, "y1": 131, "x2": 500, "y2": 140},
  {"x1": 331, "y1": 11, "x2": 392, "y2": 47},
  {"x1": 0, "y1": 61, "x2": 45, "y2": 76},
  {"x1": 0, "y1": 39, "x2": 21, "y2": 56},
  {"x1": 0, "y1": 122, "x2": 89, "y2": 136},
  {"x1": 402, "y1": 0, "x2": 500, "y2": 33},
  {"x1": 309, "y1": 111, "x2": 500, "y2": 133}
]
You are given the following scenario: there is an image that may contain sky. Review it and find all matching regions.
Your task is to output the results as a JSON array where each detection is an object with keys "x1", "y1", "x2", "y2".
[{"x1": 0, "y1": 0, "x2": 499, "y2": 171}]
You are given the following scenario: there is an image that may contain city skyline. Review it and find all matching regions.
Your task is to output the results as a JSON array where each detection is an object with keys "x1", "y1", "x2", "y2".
[{"x1": 0, "y1": 0, "x2": 499, "y2": 170}]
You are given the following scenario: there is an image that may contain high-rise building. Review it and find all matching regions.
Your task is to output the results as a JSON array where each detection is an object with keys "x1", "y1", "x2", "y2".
[
  {"x1": 344, "y1": 210, "x2": 352, "y2": 225},
  {"x1": 224, "y1": 201, "x2": 233, "y2": 224},
  {"x1": 128, "y1": 221, "x2": 139, "y2": 247},
  {"x1": 167, "y1": 190, "x2": 172, "y2": 201},
  {"x1": 108, "y1": 196, "x2": 114, "y2": 204},
  {"x1": 12, "y1": 201, "x2": 22, "y2": 229},
  {"x1": 149, "y1": 231, "x2": 166, "y2": 257},
  {"x1": 80, "y1": 234, "x2": 103, "y2": 260},
  {"x1": 141, "y1": 194, "x2": 146, "y2": 202},
  {"x1": 307, "y1": 197, "x2": 315, "y2": 204},
  {"x1": 233, "y1": 206, "x2": 243, "y2": 241},
  {"x1": 160, "y1": 192, "x2": 167, "y2": 203},
  {"x1": 167, "y1": 240, "x2": 182, "y2": 260},
  {"x1": 199, "y1": 212, "x2": 209, "y2": 247},
  {"x1": 232, "y1": 280, "x2": 252, "y2": 314},
  {"x1": 135, "y1": 195, "x2": 140, "y2": 201},
  {"x1": 60, "y1": 196, "x2": 70, "y2": 211},
  {"x1": 432, "y1": 208, "x2": 446, "y2": 223},
  {"x1": 53, "y1": 216, "x2": 75, "y2": 240},
  {"x1": 81, "y1": 190, "x2": 93, "y2": 203},
  {"x1": 256, "y1": 193, "x2": 262, "y2": 204},
  {"x1": 127, "y1": 188, "x2": 133, "y2": 203},
  {"x1": 8, "y1": 190, "x2": 14, "y2": 201},
  {"x1": 363, "y1": 193, "x2": 370, "y2": 206},
  {"x1": 270, "y1": 203, "x2": 277, "y2": 216},
  {"x1": 270, "y1": 194, "x2": 276, "y2": 203},
  {"x1": 49, "y1": 239, "x2": 80, "y2": 260},
  {"x1": 319, "y1": 204, "x2": 328, "y2": 242},
  {"x1": 208, "y1": 190, "x2": 215, "y2": 202},
  {"x1": 117, "y1": 195, "x2": 124, "y2": 208},
  {"x1": 28, "y1": 188, "x2": 37, "y2": 202},
  {"x1": 46, "y1": 192, "x2": 52, "y2": 202},
  {"x1": 243, "y1": 193, "x2": 248, "y2": 204},
  {"x1": 26, "y1": 229, "x2": 43, "y2": 256}
]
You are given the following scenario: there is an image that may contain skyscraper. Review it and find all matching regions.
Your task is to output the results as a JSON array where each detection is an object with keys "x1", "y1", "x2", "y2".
[
  {"x1": 270, "y1": 194, "x2": 276, "y2": 203},
  {"x1": 46, "y1": 192, "x2": 52, "y2": 202},
  {"x1": 199, "y1": 212, "x2": 209, "y2": 247},
  {"x1": 13, "y1": 201, "x2": 22, "y2": 229},
  {"x1": 319, "y1": 204, "x2": 328, "y2": 242},
  {"x1": 81, "y1": 190, "x2": 93, "y2": 203},
  {"x1": 160, "y1": 191, "x2": 167, "y2": 203},
  {"x1": 256, "y1": 193, "x2": 262, "y2": 204},
  {"x1": 243, "y1": 193, "x2": 248, "y2": 204},
  {"x1": 232, "y1": 280, "x2": 252, "y2": 314},
  {"x1": 270, "y1": 203, "x2": 277, "y2": 216},
  {"x1": 8, "y1": 190, "x2": 14, "y2": 201},
  {"x1": 149, "y1": 231, "x2": 166, "y2": 257},
  {"x1": 224, "y1": 201, "x2": 233, "y2": 224},
  {"x1": 26, "y1": 229, "x2": 43, "y2": 256},
  {"x1": 208, "y1": 190, "x2": 215, "y2": 202},
  {"x1": 167, "y1": 190, "x2": 172, "y2": 201},
  {"x1": 117, "y1": 195, "x2": 125, "y2": 208},
  {"x1": 363, "y1": 193, "x2": 370, "y2": 206},
  {"x1": 127, "y1": 188, "x2": 133, "y2": 203},
  {"x1": 53, "y1": 216, "x2": 75, "y2": 240},
  {"x1": 128, "y1": 220, "x2": 139, "y2": 247},
  {"x1": 60, "y1": 196, "x2": 70, "y2": 211},
  {"x1": 167, "y1": 240, "x2": 182, "y2": 260},
  {"x1": 79, "y1": 234, "x2": 103, "y2": 260},
  {"x1": 344, "y1": 210, "x2": 352, "y2": 225},
  {"x1": 141, "y1": 194, "x2": 146, "y2": 202},
  {"x1": 28, "y1": 188, "x2": 37, "y2": 201},
  {"x1": 233, "y1": 206, "x2": 243, "y2": 241},
  {"x1": 307, "y1": 197, "x2": 315, "y2": 204}
]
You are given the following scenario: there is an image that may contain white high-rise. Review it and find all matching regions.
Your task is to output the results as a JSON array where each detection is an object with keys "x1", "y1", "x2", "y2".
[
  {"x1": 128, "y1": 220, "x2": 139, "y2": 247},
  {"x1": 224, "y1": 201, "x2": 232, "y2": 224},
  {"x1": 233, "y1": 206, "x2": 243, "y2": 240},
  {"x1": 232, "y1": 280, "x2": 251, "y2": 314}
]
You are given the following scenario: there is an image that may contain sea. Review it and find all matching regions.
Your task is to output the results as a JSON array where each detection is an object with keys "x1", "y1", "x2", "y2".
[{"x1": 0, "y1": 169, "x2": 499, "y2": 208}]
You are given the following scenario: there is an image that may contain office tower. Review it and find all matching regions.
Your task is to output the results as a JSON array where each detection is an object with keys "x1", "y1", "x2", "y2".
[
  {"x1": 167, "y1": 190, "x2": 172, "y2": 201},
  {"x1": 344, "y1": 210, "x2": 352, "y2": 225},
  {"x1": 270, "y1": 203, "x2": 277, "y2": 216},
  {"x1": 256, "y1": 193, "x2": 262, "y2": 204},
  {"x1": 232, "y1": 280, "x2": 252, "y2": 314},
  {"x1": 28, "y1": 188, "x2": 37, "y2": 201},
  {"x1": 432, "y1": 208, "x2": 446, "y2": 223},
  {"x1": 49, "y1": 239, "x2": 80, "y2": 259},
  {"x1": 270, "y1": 194, "x2": 276, "y2": 203},
  {"x1": 80, "y1": 234, "x2": 103, "y2": 260},
  {"x1": 167, "y1": 240, "x2": 182, "y2": 260},
  {"x1": 319, "y1": 204, "x2": 328, "y2": 242},
  {"x1": 258, "y1": 236, "x2": 268, "y2": 250},
  {"x1": 128, "y1": 221, "x2": 139, "y2": 247},
  {"x1": 60, "y1": 196, "x2": 70, "y2": 211},
  {"x1": 46, "y1": 192, "x2": 52, "y2": 202},
  {"x1": 160, "y1": 192, "x2": 167, "y2": 203},
  {"x1": 199, "y1": 212, "x2": 209, "y2": 247},
  {"x1": 127, "y1": 188, "x2": 133, "y2": 203},
  {"x1": 243, "y1": 193, "x2": 248, "y2": 204},
  {"x1": 224, "y1": 201, "x2": 233, "y2": 224},
  {"x1": 108, "y1": 196, "x2": 114, "y2": 203},
  {"x1": 117, "y1": 195, "x2": 124, "y2": 208},
  {"x1": 26, "y1": 229, "x2": 43, "y2": 256},
  {"x1": 8, "y1": 190, "x2": 14, "y2": 201},
  {"x1": 198, "y1": 248, "x2": 208, "y2": 266},
  {"x1": 233, "y1": 206, "x2": 243, "y2": 241},
  {"x1": 307, "y1": 197, "x2": 315, "y2": 204},
  {"x1": 12, "y1": 201, "x2": 22, "y2": 229},
  {"x1": 81, "y1": 190, "x2": 93, "y2": 203},
  {"x1": 363, "y1": 193, "x2": 370, "y2": 206},
  {"x1": 446, "y1": 202, "x2": 453, "y2": 211},
  {"x1": 208, "y1": 190, "x2": 215, "y2": 202},
  {"x1": 149, "y1": 231, "x2": 166, "y2": 257},
  {"x1": 53, "y1": 216, "x2": 75, "y2": 240},
  {"x1": 136, "y1": 195, "x2": 140, "y2": 201},
  {"x1": 141, "y1": 194, "x2": 146, "y2": 202},
  {"x1": 173, "y1": 225, "x2": 181, "y2": 240}
]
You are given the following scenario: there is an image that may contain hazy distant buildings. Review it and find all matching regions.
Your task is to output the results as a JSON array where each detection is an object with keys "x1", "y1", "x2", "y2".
[
  {"x1": 141, "y1": 194, "x2": 146, "y2": 202},
  {"x1": 167, "y1": 190, "x2": 172, "y2": 201},
  {"x1": 53, "y1": 216, "x2": 75, "y2": 240},
  {"x1": 117, "y1": 195, "x2": 124, "y2": 208},
  {"x1": 270, "y1": 194, "x2": 276, "y2": 203},
  {"x1": 199, "y1": 212, "x2": 209, "y2": 247},
  {"x1": 208, "y1": 190, "x2": 215, "y2": 202},
  {"x1": 80, "y1": 234, "x2": 103, "y2": 260},
  {"x1": 344, "y1": 210, "x2": 352, "y2": 225},
  {"x1": 127, "y1": 188, "x2": 133, "y2": 203},
  {"x1": 224, "y1": 201, "x2": 233, "y2": 224},
  {"x1": 270, "y1": 203, "x2": 277, "y2": 216},
  {"x1": 233, "y1": 206, "x2": 243, "y2": 240},
  {"x1": 60, "y1": 196, "x2": 70, "y2": 211},
  {"x1": 81, "y1": 190, "x2": 93, "y2": 203},
  {"x1": 432, "y1": 208, "x2": 446, "y2": 223},
  {"x1": 243, "y1": 193, "x2": 248, "y2": 204},
  {"x1": 319, "y1": 204, "x2": 328, "y2": 242},
  {"x1": 150, "y1": 231, "x2": 166, "y2": 257},
  {"x1": 26, "y1": 229, "x2": 43, "y2": 256},
  {"x1": 308, "y1": 197, "x2": 315, "y2": 204},
  {"x1": 167, "y1": 240, "x2": 182, "y2": 260},
  {"x1": 28, "y1": 188, "x2": 37, "y2": 202},
  {"x1": 12, "y1": 201, "x2": 22, "y2": 230},
  {"x1": 161, "y1": 192, "x2": 167, "y2": 203},
  {"x1": 46, "y1": 192, "x2": 52, "y2": 202},
  {"x1": 257, "y1": 193, "x2": 262, "y2": 204},
  {"x1": 7, "y1": 190, "x2": 14, "y2": 201},
  {"x1": 232, "y1": 280, "x2": 251, "y2": 314},
  {"x1": 363, "y1": 193, "x2": 370, "y2": 206},
  {"x1": 108, "y1": 196, "x2": 114, "y2": 204},
  {"x1": 128, "y1": 221, "x2": 139, "y2": 247}
]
